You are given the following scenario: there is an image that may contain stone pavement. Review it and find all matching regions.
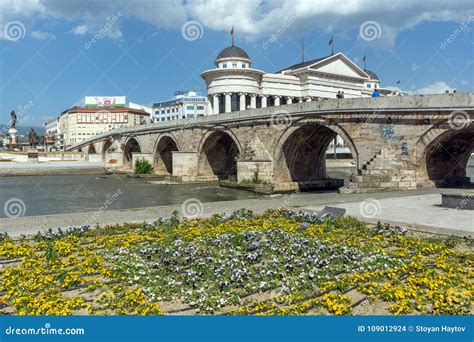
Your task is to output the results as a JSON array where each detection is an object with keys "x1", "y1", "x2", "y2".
[
  {"x1": 0, "y1": 189, "x2": 472, "y2": 237},
  {"x1": 303, "y1": 193, "x2": 473, "y2": 237}
]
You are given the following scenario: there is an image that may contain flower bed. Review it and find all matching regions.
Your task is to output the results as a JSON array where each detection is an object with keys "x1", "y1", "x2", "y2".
[{"x1": 0, "y1": 209, "x2": 472, "y2": 315}]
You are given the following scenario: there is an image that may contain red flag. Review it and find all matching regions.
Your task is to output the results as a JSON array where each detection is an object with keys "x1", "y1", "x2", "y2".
[{"x1": 328, "y1": 35, "x2": 333, "y2": 45}]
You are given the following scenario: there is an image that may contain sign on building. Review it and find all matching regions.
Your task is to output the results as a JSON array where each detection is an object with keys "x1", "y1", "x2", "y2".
[{"x1": 85, "y1": 96, "x2": 126, "y2": 108}]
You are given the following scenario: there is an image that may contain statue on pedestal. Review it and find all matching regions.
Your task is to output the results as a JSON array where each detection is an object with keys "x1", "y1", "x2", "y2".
[
  {"x1": 28, "y1": 128, "x2": 39, "y2": 148},
  {"x1": 7, "y1": 110, "x2": 18, "y2": 147},
  {"x1": 10, "y1": 111, "x2": 17, "y2": 128}
]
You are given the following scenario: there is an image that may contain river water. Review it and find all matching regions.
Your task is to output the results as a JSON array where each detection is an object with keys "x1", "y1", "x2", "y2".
[
  {"x1": 0, "y1": 174, "x2": 261, "y2": 218},
  {"x1": 0, "y1": 157, "x2": 472, "y2": 218}
]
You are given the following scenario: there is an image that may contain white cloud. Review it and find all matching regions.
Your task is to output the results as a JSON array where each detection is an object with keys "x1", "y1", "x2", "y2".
[
  {"x1": 30, "y1": 30, "x2": 55, "y2": 40},
  {"x1": 385, "y1": 81, "x2": 456, "y2": 95},
  {"x1": 0, "y1": 0, "x2": 473, "y2": 49},
  {"x1": 412, "y1": 81, "x2": 455, "y2": 94},
  {"x1": 73, "y1": 24, "x2": 88, "y2": 36}
]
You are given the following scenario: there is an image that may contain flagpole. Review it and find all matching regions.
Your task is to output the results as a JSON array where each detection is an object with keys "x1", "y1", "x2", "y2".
[{"x1": 301, "y1": 39, "x2": 304, "y2": 63}]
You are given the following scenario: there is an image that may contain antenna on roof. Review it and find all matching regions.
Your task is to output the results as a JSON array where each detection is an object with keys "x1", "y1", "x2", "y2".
[
  {"x1": 301, "y1": 39, "x2": 304, "y2": 63},
  {"x1": 230, "y1": 26, "x2": 235, "y2": 47}
]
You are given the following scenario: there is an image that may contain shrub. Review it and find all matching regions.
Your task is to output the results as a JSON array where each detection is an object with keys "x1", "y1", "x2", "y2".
[{"x1": 134, "y1": 159, "x2": 154, "y2": 174}]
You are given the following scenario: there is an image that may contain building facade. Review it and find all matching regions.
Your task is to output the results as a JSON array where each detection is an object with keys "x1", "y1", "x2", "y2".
[
  {"x1": 201, "y1": 46, "x2": 385, "y2": 114},
  {"x1": 152, "y1": 91, "x2": 209, "y2": 122},
  {"x1": 59, "y1": 107, "x2": 149, "y2": 147},
  {"x1": 44, "y1": 117, "x2": 64, "y2": 150}
]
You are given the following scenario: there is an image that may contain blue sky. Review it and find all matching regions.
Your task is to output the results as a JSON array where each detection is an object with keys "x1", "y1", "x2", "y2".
[{"x1": 0, "y1": 0, "x2": 473, "y2": 126}]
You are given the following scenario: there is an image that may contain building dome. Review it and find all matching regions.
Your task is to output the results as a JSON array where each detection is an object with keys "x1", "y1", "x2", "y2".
[
  {"x1": 365, "y1": 70, "x2": 379, "y2": 80},
  {"x1": 216, "y1": 46, "x2": 250, "y2": 60}
]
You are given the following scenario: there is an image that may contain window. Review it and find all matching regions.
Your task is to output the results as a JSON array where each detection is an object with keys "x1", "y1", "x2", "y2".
[
  {"x1": 232, "y1": 63, "x2": 237, "y2": 68},
  {"x1": 222, "y1": 63, "x2": 227, "y2": 68},
  {"x1": 367, "y1": 84, "x2": 371, "y2": 88},
  {"x1": 166, "y1": 109, "x2": 170, "y2": 113},
  {"x1": 186, "y1": 105, "x2": 194, "y2": 110},
  {"x1": 242, "y1": 64, "x2": 246, "y2": 68},
  {"x1": 197, "y1": 105, "x2": 204, "y2": 110}
]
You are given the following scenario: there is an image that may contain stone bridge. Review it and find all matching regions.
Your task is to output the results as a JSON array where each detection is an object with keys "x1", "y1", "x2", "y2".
[{"x1": 69, "y1": 93, "x2": 474, "y2": 193}]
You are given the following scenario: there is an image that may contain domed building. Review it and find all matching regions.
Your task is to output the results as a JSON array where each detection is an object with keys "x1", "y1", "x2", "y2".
[{"x1": 201, "y1": 45, "x2": 384, "y2": 114}]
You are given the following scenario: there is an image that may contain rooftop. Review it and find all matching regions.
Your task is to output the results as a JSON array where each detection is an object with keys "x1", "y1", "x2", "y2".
[
  {"x1": 216, "y1": 46, "x2": 250, "y2": 60},
  {"x1": 67, "y1": 107, "x2": 149, "y2": 115}
]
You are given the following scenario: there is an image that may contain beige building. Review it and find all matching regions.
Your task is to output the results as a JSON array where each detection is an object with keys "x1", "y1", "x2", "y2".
[{"x1": 59, "y1": 107, "x2": 149, "y2": 147}]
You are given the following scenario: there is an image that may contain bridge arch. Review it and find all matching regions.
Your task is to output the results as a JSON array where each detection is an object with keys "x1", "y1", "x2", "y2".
[
  {"x1": 273, "y1": 119, "x2": 359, "y2": 188},
  {"x1": 101, "y1": 139, "x2": 114, "y2": 161},
  {"x1": 88, "y1": 144, "x2": 97, "y2": 154},
  {"x1": 416, "y1": 124, "x2": 473, "y2": 187},
  {"x1": 154, "y1": 134, "x2": 180, "y2": 175},
  {"x1": 197, "y1": 128, "x2": 242, "y2": 180},
  {"x1": 123, "y1": 137, "x2": 141, "y2": 167}
]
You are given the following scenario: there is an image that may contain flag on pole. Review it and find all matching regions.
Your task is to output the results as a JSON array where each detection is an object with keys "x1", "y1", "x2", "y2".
[
  {"x1": 230, "y1": 26, "x2": 234, "y2": 46},
  {"x1": 363, "y1": 53, "x2": 366, "y2": 70},
  {"x1": 362, "y1": 54, "x2": 366, "y2": 62},
  {"x1": 396, "y1": 80, "x2": 401, "y2": 84},
  {"x1": 328, "y1": 35, "x2": 334, "y2": 54}
]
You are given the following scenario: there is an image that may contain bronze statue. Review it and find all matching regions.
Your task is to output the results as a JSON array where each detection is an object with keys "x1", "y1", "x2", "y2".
[
  {"x1": 10, "y1": 111, "x2": 17, "y2": 128},
  {"x1": 28, "y1": 128, "x2": 39, "y2": 147}
]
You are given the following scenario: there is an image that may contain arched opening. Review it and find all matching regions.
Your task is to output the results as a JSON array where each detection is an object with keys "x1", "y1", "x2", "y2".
[
  {"x1": 101, "y1": 139, "x2": 113, "y2": 161},
  {"x1": 425, "y1": 128, "x2": 473, "y2": 188},
  {"x1": 199, "y1": 131, "x2": 239, "y2": 180},
  {"x1": 155, "y1": 136, "x2": 178, "y2": 175},
  {"x1": 88, "y1": 144, "x2": 96, "y2": 154},
  {"x1": 124, "y1": 137, "x2": 141, "y2": 167},
  {"x1": 275, "y1": 123, "x2": 352, "y2": 191}
]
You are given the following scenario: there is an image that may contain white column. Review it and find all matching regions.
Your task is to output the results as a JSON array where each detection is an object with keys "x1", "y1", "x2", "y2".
[
  {"x1": 239, "y1": 93, "x2": 246, "y2": 111},
  {"x1": 250, "y1": 94, "x2": 256, "y2": 109},
  {"x1": 213, "y1": 95, "x2": 219, "y2": 114},
  {"x1": 298, "y1": 98, "x2": 303, "y2": 103},
  {"x1": 225, "y1": 93, "x2": 231, "y2": 113},
  {"x1": 305, "y1": 97, "x2": 312, "y2": 102},
  {"x1": 274, "y1": 96, "x2": 281, "y2": 106},
  {"x1": 261, "y1": 96, "x2": 267, "y2": 108},
  {"x1": 287, "y1": 97, "x2": 293, "y2": 105}
]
